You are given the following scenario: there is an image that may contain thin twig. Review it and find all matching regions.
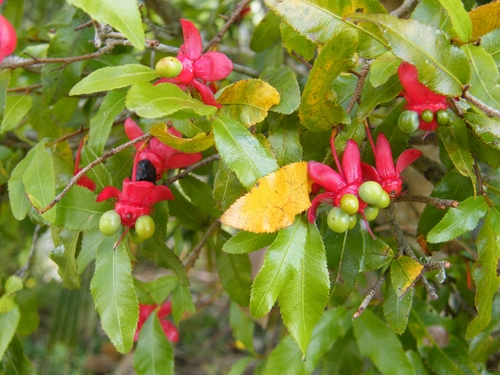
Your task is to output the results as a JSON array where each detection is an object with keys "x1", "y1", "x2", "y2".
[
  {"x1": 291, "y1": 50, "x2": 313, "y2": 70},
  {"x1": 353, "y1": 272, "x2": 387, "y2": 319},
  {"x1": 35, "y1": 133, "x2": 153, "y2": 215},
  {"x1": 462, "y1": 88, "x2": 500, "y2": 119},
  {"x1": 15, "y1": 225, "x2": 42, "y2": 278},
  {"x1": 473, "y1": 162, "x2": 484, "y2": 196},
  {"x1": 390, "y1": 0, "x2": 417, "y2": 18},
  {"x1": 346, "y1": 61, "x2": 372, "y2": 114},
  {"x1": 424, "y1": 261, "x2": 451, "y2": 272},
  {"x1": 394, "y1": 194, "x2": 459, "y2": 209},
  {"x1": 46, "y1": 126, "x2": 87, "y2": 146},
  {"x1": 165, "y1": 154, "x2": 220, "y2": 186},
  {"x1": 7, "y1": 83, "x2": 43, "y2": 93},
  {"x1": 409, "y1": 133, "x2": 438, "y2": 145},
  {"x1": 184, "y1": 219, "x2": 221, "y2": 272}
]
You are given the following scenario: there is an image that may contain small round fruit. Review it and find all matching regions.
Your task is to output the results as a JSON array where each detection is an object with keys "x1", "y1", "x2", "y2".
[
  {"x1": 327, "y1": 207, "x2": 350, "y2": 233},
  {"x1": 155, "y1": 57, "x2": 183, "y2": 78},
  {"x1": 363, "y1": 206, "x2": 379, "y2": 221},
  {"x1": 436, "y1": 110, "x2": 450, "y2": 126},
  {"x1": 348, "y1": 214, "x2": 357, "y2": 230},
  {"x1": 99, "y1": 210, "x2": 121, "y2": 236},
  {"x1": 374, "y1": 190, "x2": 390, "y2": 209},
  {"x1": 398, "y1": 110, "x2": 420, "y2": 133},
  {"x1": 135, "y1": 215, "x2": 155, "y2": 239},
  {"x1": 129, "y1": 229, "x2": 145, "y2": 244},
  {"x1": 358, "y1": 181, "x2": 383, "y2": 205},
  {"x1": 340, "y1": 194, "x2": 359, "y2": 216},
  {"x1": 421, "y1": 109, "x2": 434, "y2": 123}
]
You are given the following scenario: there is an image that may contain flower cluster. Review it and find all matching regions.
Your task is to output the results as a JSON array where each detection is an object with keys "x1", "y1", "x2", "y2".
[
  {"x1": 308, "y1": 133, "x2": 422, "y2": 235},
  {"x1": 135, "y1": 302, "x2": 179, "y2": 343},
  {"x1": 155, "y1": 19, "x2": 233, "y2": 108},
  {"x1": 0, "y1": 0, "x2": 17, "y2": 63}
]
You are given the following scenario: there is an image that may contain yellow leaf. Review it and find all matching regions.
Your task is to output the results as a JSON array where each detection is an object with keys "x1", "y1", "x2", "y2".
[
  {"x1": 217, "y1": 79, "x2": 280, "y2": 127},
  {"x1": 469, "y1": 1, "x2": 500, "y2": 38},
  {"x1": 221, "y1": 162, "x2": 312, "y2": 233},
  {"x1": 150, "y1": 123, "x2": 214, "y2": 153},
  {"x1": 390, "y1": 256, "x2": 424, "y2": 297}
]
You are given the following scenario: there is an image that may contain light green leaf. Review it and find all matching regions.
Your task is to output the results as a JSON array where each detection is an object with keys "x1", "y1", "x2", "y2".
[
  {"x1": 250, "y1": 217, "x2": 308, "y2": 318},
  {"x1": 482, "y1": 30, "x2": 500, "y2": 68},
  {"x1": 67, "y1": 0, "x2": 145, "y2": 50},
  {"x1": 134, "y1": 276, "x2": 178, "y2": 306},
  {"x1": 126, "y1": 81, "x2": 216, "y2": 119},
  {"x1": 0, "y1": 69, "x2": 11, "y2": 118},
  {"x1": 353, "y1": 309, "x2": 416, "y2": 375},
  {"x1": 212, "y1": 116, "x2": 279, "y2": 189},
  {"x1": 8, "y1": 146, "x2": 35, "y2": 220},
  {"x1": 1, "y1": 333, "x2": 37, "y2": 375},
  {"x1": 260, "y1": 66, "x2": 301, "y2": 115},
  {"x1": 390, "y1": 256, "x2": 423, "y2": 297},
  {"x1": 384, "y1": 273, "x2": 413, "y2": 335},
  {"x1": 411, "y1": 0, "x2": 451, "y2": 31},
  {"x1": 370, "y1": 51, "x2": 401, "y2": 87},
  {"x1": 261, "y1": 335, "x2": 307, "y2": 375},
  {"x1": 150, "y1": 123, "x2": 214, "y2": 153},
  {"x1": 70, "y1": 65, "x2": 158, "y2": 95},
  {"x1": 50, "y1": 229, "x2": 81, "y2": 289},
  {"x1": 250, "y1": 11, "x2": 281, "y2": 53},
  {"x1": 278, "y1": 221, "x2": 329, "y2": 355},
  {"x1": 280, "y1": 22, "x2": 316, "y2": 62},
  {"x1": 356, "y1": 74, "x2": 402, "y2": 121},
  {"x1": 465, "y1": 113, "x2": 500, "y2": 151},
  {"x1": 0, "y1": 306, "x2": 20, "y2": 363},
  {"x1": 299, "y1": 28, "x2": 358, "y2": 131},
  {"x1": 133, "y1": 312, "x2": 174, "y2": 375},
  {"x1": 227, "y1": 357, "x2": 253, "y2": 375},
  {"x1": 361, "y1": 232, "x2": 394, "y2": 271},
  {"x1": 350, "y1": 13, "x2": 470, "y2": 95},
  {"x1": 171, "y1": 285, "x2": 196, "y2": 325},
  {"x1": 229, "y1": 302, "x2": 255, "y2": 354},
  {"x1": 437, "y1": 0, "x2": 472, "y2": 42},
  {"x1": 427, "y1": 196, "x2": 488, "y2": 243},
  {"x1": 467, "y1": 209, "x2": 500, "y2": 339},
  {"x1": 1, "y1": 95, "x2": 32, "y2": 133},
  {"x1": 216, "y1": 250, "x2": 252, "y2": 307},
  {"x1": 91, "y1": 237, "x2": 138, "y2": 354},
  {"x1": 222, "y1": 231, "x2": 277, "y2": 255}
]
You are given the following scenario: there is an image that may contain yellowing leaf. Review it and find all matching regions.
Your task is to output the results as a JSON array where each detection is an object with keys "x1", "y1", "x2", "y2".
[
  {"x1": 217, "y1": 79, "x2": 280, "y2": 127},
  {"x1": 469, "y1": 2, "x2": 500, "y2": 38},
  {"x1": 150, "y1": 123, "x2": 214, "y2": 153},
  {"x1": 221, "y1": 162, "x2": 312, "y2": 233},
  {"x1": 390, "y1": 256, "x2": 424, "y2": 297}
]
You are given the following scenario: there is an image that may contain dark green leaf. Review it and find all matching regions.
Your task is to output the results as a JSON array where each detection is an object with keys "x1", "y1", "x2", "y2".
[
  {"x1": 356, "y1": 74, "x2": 402, "y2": 121},
  {"x1": 179, "y1": 175, "x2": 222, "y2": 218},
  {"x1": 134, "y1": 276, "x2": 178, "y2": 305},
  {"x1": 361, "y1": 232, "x2": 394, "y2": 271},
  {"x1": 50, "y1": 229, "x2": 81, "y2": 289},
  {"x1": 0, "y1": 306, "x2": 20, "y2": 360},
  {"x1": 250, "y1": 11, "x2": 281, "y2": 53},
  {"x1": 260, "y1": 66, "x2": 301, "y2": 115},
  {"x1": 261, "y1": 335, "x2": 307, "y2": 375},
  {"x1": 268, "y1": 115, "x2": 303, "y2": 166},
  {"x1": 216, "y1": 249, "x2": 252, "y2": 307},
  {"x1": 1, "y1": 334, "x2": 36, "y2": 375},
  {"x1": 8, "y1": 148, "x2": 33, "y2": 220},
  {"x1": 384, "y1": 273, "x2": 413, "y2": 334},
  {"x1": 0, "y1": 69, "x2": 11, "y2": 118},
  {"x1": 168, "y1": 185, "x2": 208, "y2": 231},
  {"x1": 222, "y1": 230, "x2": 277, "y2": 254},
  {"x1": 280, "y1": 22, "x2": 316, "y2": 62},
  {"x1": 428, "y1": 336, "x2": 479, "y2": 375},
  {"x1": 411, "y1": 0, "x2": 451, "y2": 31},
  {"x1": 465, "y1": 112, "x2": 500, "y2": 151},
  {"x1": 15, "y1": 289, "x2": 40, "y2": 337},
  {"x1": 213, "y1": 161, "x2": 246, "y2": 211},
  {"x1": 229, "y1": 302, "x2": 255, "y2": 354},
  {"x1": 77, "y1": 230, "x2": 101, "y2": 274},
  {"x1": 81, "y1": 146, "x2": 113, "y2": 192}
]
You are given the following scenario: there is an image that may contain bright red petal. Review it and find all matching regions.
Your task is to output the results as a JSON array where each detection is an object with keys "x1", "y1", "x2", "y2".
[
  {"x1": 375, "y1": 133, "x2": 396, "y2": 179},
  {"x1": 0, "y1": 15, "x2": 17, "y2": 62},
  {"x1": 398, "y1": 62, "x2": 447, "y2": 105},
  {"x1": 161, "y1": 320, "x2": 179, "y2": 343},
  {"x1": 308, "y1": 192, "x2": 336, "y2": 223},
  {"x1": 179, "y1": 19, "x2": 202, "y2": 60},
  {"x1": 77, "y1": 175, "x2": 96, "y2": 192},
  {"x1": 192, "y1": 79, "x2": 221, "y2": 108},
  {"x1": 193, "y1": 52, "x2": 233, "y2": 82},
  {"x1": 360, "y1": 162, "x2": 381, "y2": 183},
  {"x1": 307, "y1": 161, "x2": 346, "y2": 193},
  {"x1": 157, "y1": 302, "x2": 172, "y2": 319},
  {"x1": 165, "y1": 152, "x2": 203, "y2": 169},
  {"x1": 124, "y1": 118, "x2": 145, "y2": 150},
  {"x1": 96, "y1": 186, "x2": 121, "y2": 202},
  {"x1": 144, "y1": 185, "x2": 175, "y2": 206},
  {"x1": 396, "y1": 149, "x2": 422, "y2": 175},
  {"x1": 342, "y1": 140, "x2": 363, "y2": 184}
]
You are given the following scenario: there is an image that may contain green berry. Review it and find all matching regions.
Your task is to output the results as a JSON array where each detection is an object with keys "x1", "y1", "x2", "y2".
[
  {"x1": 374, "y1": 190, "x2": 391, "y2": 209},
  {"x1": 348, "y1": 214, "x2": 357, "y2": 230},
  {"x1": 364, "y1": 206, "x2": 379, "y2": 222},
  {"x1": 436, "y1": 110, "x2": 450, "y2": 126},
  {"x1": 327, "y1": 207, "x2": 350, "y2": 233},
  {"x1": 135, "y1": 215, "x2": 156, "y2": 240},
  {"x1": 99, "y1": 210, "x2": 121, "y2": 236},
  {"x1": 421, "y1": 109, "x2": 434, "y2": 123},
  {"x1": 358, "y1": 181, "x2": 384, "y2": 205},
  {"x1": 155, "y1": 57, "x2": 183, "y2": 78},
  {"x1": 398, "y1": 110, "x2": 420, "y2": 133},
  {"x1": 340, "y1": 194, "x2": 359, "y2": 216},
  {"x1": 129, "y1": 229, "x2": 145, "y2": 244}
]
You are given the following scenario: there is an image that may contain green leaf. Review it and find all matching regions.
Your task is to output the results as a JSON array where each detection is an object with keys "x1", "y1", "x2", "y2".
[
  {"x1": 70, "y1": 65, "x2": 158, "y2": 95},
  {"x1": 260, "y1": 66, "x2": 301, "y2": 115},
  {"x1": 462, "y1": 45, "x2": 500, "y2": 111},
  {"x1": 280, "y1": 22, "x2": 316, "y2": 62},
  {"x1": 268, "y1": 115, "x2": 303, "y2": 166},
  {"x1": 325, "y1": 223, "x2": 364, "y2": 306},
  {"x1": 261, "y1": 335, "x2": 307, "y2": 375},
  {"x1": 350, "y1": 13, "x2": 470, "y2": 95},
  {"x1": 171, "y1": 285, "x2": 196, "y2": 325},
  {"x1": 323, "y1": 328, "x2": 363, "y2": 375},
  {"x1": 0, "y1": 306, "x2": 20, "y2": 360},
  {"x1": 179, "y1": 175, "x2": 222, "y2": 218},
  {"x1": 1, "y1": 95, "x2": 32, "y2": 133},
  {"x1": 213, "y1": 161, "x2": 246, "y2": 211},
  {"x1": 353, "y1": 309, "x2": 416, "y2": 375},
  {"x1": 168, "y1": 185, "x2": 208, "y2": 231},
  {"x1": 8, "y1": 147, "x2": 35, "y2": 220},
  {"x1": 299, "y1": 28, "x2": 358, "y2": 131},
  {"x1": 278, "y1": 221, "x2": 329, "y2": 355},
  {"x1": 411, "y1": 0, "x2": 451, "y2": 31},
  {"x1": 250, "y1": 11, "x2": 281, "y2": 53},
  {"x1": 150, "y1": 123, "x2": 214, "y2": 153},
  {"x1": 15, "y1": 289, "x2": 40, "y2": 337},
  {"x1": 250, "y1": 217, "x2": 308, "y2": 318},
  {"x1": 88, "y1": 90, "x2": 127, "y2": 155},
  {"x1": 437, "y1": 118, "x2": 476, "y2": 194},
  {"x1": 384, "y1": 273, "x2": 413, "y2": 334},
  {"x1": 50, "y1": 229, "x2": 81, "y2": 289},
  {"x1": 361, "y1": 232, "x2": 394, "y2": 271},
  {"x1": 55, "y1": 185, "x2": 110, "y2": 231},
  {"x1": 482, "y1": 30, "x2": 500, "y2": 68},
  {"x1": 216, "y1": 250, "x2": 252, "y2": 307},
  {"x1": 212, "y1": 116, "x2": 279, "y2": 189},
  {"x1": 356, "y1": 74, "x2": 402, "y2": 121},
  {"x1": 221, "y1": 231, "x2": 277, "y2": 255},
  {"x1": 23, "y1": 143, "x2": 56, "y2": 223},
  {"x1": 466, "y1": 209, "x2": 500, "y2": 339},
  {"x1": 77, "y1": 230, "x2": 101, "y2": 274},
  {"x1": 142, "y1": 232, "x2": 189, "y2": 287},
  {"x1": 437, "y1": 0, "x2": 472, "y2": 42},
  {"x1": 0, "y1": 69, "x2": 11, "y2": 118},
  {"x1": 370, "y1": 52, "x2": 401, "y2": 87},
  {"x1": 1, "y1": 334, "x2": 36, "y2": 375},
  {"x1": 427, "y1": 196, "x2": 488, "y2": 243},
  {"x1": 133, "y1": 312, "x2": 174, "y2": 375},
  {"x1": 229, "y1": 302, "x2": 255, "y2": 354},
  {"x1": 227, "y1": 357, "x2": 253, "y2": 375},
  {"x1": 390, "y1": 256, "x2": 424, "y2": 297},
  {"x1": 217, "y1": 79, "x2": 281, "y2": 127},
  {"x1": 90, "y1": 237, "x2": 138, "y2": 354},
  {"x1": 126, "y1": 81, "x2": 216, "y2": 119},
  {"x1": 67, "y1": 0, "x2": 145, "y2": 50},
  {"x1": 81, "y1": 146, "x2": 113, "y2": 192},
  {"x1": 465, "y1": 113, "x2": 500, "y2": 151},
  {"x1": 428, "y1": 336, "x2": 479, "y2": 375},
  {"x1": 134, "y1": 276, "x2": 178, "y2": 305}
]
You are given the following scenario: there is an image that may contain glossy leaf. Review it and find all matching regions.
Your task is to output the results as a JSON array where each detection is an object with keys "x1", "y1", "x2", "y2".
[
  {"x1": 0, "y1": 306, "x2": 20, "y2": 363},
  {"x1": 213, "y1": 161, "x2": 246, "y2": 211},
  {"x1": 299, "y1": 28, "x2": 357, "y2": 131},
  {"x1": 133, "y1": 312, "x2": 174, "y2": 375},
  {"x1": 216, "y1": 250, "x2": 252, "y2": 307},
  {"x1": 356, "y1": 74, "x2": 402, "y2": 121},
  {"x1": 350, "y1": 13, "x2": 470, "y2": 96},
  {"x1": 171, "y1": 285, "x2": 196, "y2": 325},
  {"x1": 278, "y1": 221, "x2": 329, "y2": 355},
  {"x1": 126, "y1": 81, "x2": 216, "y2": 119},
  {"x1": 353, "y1": 309, "x2": 416, "y2": 375},
  {"x1": 150, "y1": 123, "x2": 214, "y2": 153},
  {"x1": 390, "y1": 256, "x2": 423, "y2": 297},
  {"x1": 221, "y1": 162, "x2": 311, "y2": 233},
  {"x1": 427, "y1": 196, "x2": 488, "y2": 243},
  {"x1": 361, "y1": 231, "x2": 394, "y2": 271},
  {"x1": 91, "y1": 237, "x2": 138, "y2": 354},
  {"x1": 325, "y1": 223, "x2": 364, "y2": 306},
  {"x1": 212, "y1": 116, "x2": 279, "y2": 189},
  {"x1": 268, "y1": 115, "x2": 303, "y2": 166},
  {"x1": 384, "y1": 273, "x2": 413, "y2": 334},
  {"x1": 467, "y1": 209, "x2": 500, "y2": 339},
  {"x1": 370, "y1": 51, "x2": 400, "y2": 87},
  {"x1": 67, "y1": 0, "x2": 145, "y2": 50},
  {"x1": 250, "y1": 217, "x2": 308, "y2": 318},
  {"x1": 50, "y1": 229, "x2": 81, "y2": 290},
  {"x1": 221, "y1": 231, "x2": 277, "y2": 255},
  {"x1": 437, "y1": 0, "x2": 472, "y2": 42},
  {"x1": 1, "y1": 95, "x2": 32, "y2": 133},
  {"x1": 465, "y1": 113, "x2": 500, "y2": 151},
  {"x1": 217, "y1": 79, "x2": 280, "y2": 127},
  {"x1": 260, "y1": 66, "x2": 301, "y2": 115},
  {"x1": 469, "y1": 1, "x2": 500, "y2": 38}
]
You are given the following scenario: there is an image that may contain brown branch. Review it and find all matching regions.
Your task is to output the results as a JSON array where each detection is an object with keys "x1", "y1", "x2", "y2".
[
  {"x1": 35, "y1": 133, "x2": 153, "y2": 215},
  {"x1": 394, "y1": 194, "x2": 459, "y2": 209},
  {"x1": 409, "y1": 132, "x2": 439, "y2": 145},
  {"x1": 462, "y1": 87, "x2": 500, "y2": 119},
  {"x1": 7, "y1": 84, "x2": 43, "y2": 93},
  {"x1": 165, "y1": 154, "x2": 220, "y2": 186},
  {"x1": 411, "y1": 154, "x2": 446, "y2": 184},
  {"x1": 390, "y1": 0, "x2": 418, "y2": 18},
  {"x1": 473, "y1": 162, "x2": 484, "y2": 196},
  {"x1": 346, "y1": 61, "x2": 372, "y2": 114},
  {"x1": 291, "y1": 50, "x2": 313, "y2": 70},
  {"x1": 353, "y1": 271, "x2": 387, "y2": 319},
  {"x1": 184, "y1": 219, "x2": 221, "y2": 272}
]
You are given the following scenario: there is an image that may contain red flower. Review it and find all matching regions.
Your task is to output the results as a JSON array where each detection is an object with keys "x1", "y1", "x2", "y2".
[
  {"x1": 363, "y1": 133, "x2": 422, "y2": 198},
  {"x1": 135, "y1": 302, "x2": 179, "y2": 343},
  {"x1": 398, "y1": 62, "x2": 449, "y2": 131},
  {"x1": 125, "y1": 118, "x2": 203, "y2": 181},
  {"x1": 155, "y1": 19, "x2": 233, "y2": 108},
  {"x1": 0, "y1": 13, "x2": 16, "y2": 63},
  {"x1": 96, "y1": 178, "x2": 173, "y2": 227},
  {"x1": 74, "y1": 138, "x2": 96, "y2": 192}
]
